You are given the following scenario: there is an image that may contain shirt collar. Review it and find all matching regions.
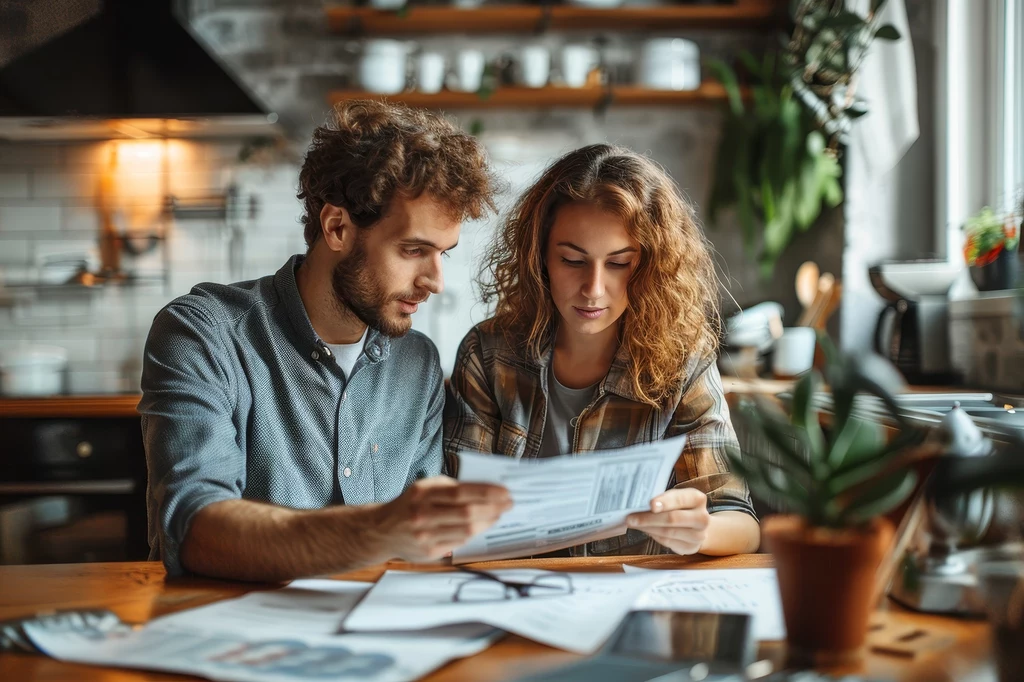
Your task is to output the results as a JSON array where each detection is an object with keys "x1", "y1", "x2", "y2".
[
  {"x1": 532, "y1": 329, "x2": 643, "y2": 403},
  {"x1": 274, "y1": 255, "x2": 392, "y2": 365}
]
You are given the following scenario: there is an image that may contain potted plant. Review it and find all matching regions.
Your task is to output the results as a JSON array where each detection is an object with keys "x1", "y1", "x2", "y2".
[
  {"x1": 963, "y1": 206, "x2": 1020, "y2": 292},
  {"x1": 727, "y1": 335, "x2": 926, "y2": 665}
]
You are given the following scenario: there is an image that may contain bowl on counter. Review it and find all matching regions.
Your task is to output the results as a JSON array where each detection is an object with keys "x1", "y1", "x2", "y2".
[{"x1": 0, "y1": 345, "x2": 68, "y2": 396}]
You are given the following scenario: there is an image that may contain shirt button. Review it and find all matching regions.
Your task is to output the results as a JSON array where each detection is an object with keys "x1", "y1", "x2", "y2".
[
  {"x1": 343, "y1": 467, "x2": 352, "y2": 478},
  {"x1": 322, "y1": 346, "x2": 332, "y2": 357},
  {"x1": 342, "y1": 390, "x2": 348, "y2": 402},
  {"x1": 310, "y1": 350, "x2": 319, "y2": 361},
  {"x1": 372, "y1": 443, "x2": 378, "y2": 453}
]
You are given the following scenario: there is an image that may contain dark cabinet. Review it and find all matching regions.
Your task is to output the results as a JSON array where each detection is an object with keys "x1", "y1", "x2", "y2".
[{"x1": 0, "y1": 416, "x2": 149, "y2": 564}]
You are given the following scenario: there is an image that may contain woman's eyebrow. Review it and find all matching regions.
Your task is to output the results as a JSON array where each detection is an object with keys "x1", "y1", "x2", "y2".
[{"x1": 556, "y1": 242, "x2": 638, "y2": 256}]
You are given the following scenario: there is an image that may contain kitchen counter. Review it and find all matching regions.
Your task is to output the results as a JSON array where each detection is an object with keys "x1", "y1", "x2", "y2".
[{"x1": 0, "y1": 395, "x2": 141, "y2": 418}]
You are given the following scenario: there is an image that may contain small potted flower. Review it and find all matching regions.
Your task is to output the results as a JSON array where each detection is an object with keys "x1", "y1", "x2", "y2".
[
  {"x1": 727, "y1": 335, "x2": 926, "y2": 666},
  {"x1": 963, "y1": 206, "x2": 1020, "y2": 291}
]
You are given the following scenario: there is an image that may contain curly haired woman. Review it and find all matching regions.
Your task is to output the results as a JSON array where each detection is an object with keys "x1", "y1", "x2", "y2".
[{"x1": 444, "y1": 144, "x2": 760, "y2": 558}]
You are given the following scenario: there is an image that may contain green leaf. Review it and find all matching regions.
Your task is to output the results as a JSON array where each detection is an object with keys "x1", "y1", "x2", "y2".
[
  {"x1": 875, "y1": 24, "x2": 902, "y2": 41},
  {"x1": 840, "y1": 469, "x2": 917, "y2": 525},
  {"x1": 790, "y1": 370, "x2": 826, "y2": 456},
  {"x1": 707, "y1": 59, "x2": 745, "y2": 117},
  {"x1": 824, "y1": 11, "x2": 868, "y2": 29},
  {"x1": 826, "y1": 416, "x2": 885, "y2": 470}
]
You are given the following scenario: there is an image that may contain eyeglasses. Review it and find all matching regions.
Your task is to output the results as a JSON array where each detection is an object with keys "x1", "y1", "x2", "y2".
[{"x1": 451, "y1": 567, "x2": 574, "y2": 603}]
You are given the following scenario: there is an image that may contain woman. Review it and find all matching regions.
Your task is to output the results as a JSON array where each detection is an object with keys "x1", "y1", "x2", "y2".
[{"x1": 444, "y1": 144, "x2": 759, "y2": 557}]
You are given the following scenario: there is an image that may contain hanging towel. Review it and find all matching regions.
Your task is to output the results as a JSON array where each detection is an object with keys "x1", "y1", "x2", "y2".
[{"x1": 850, "y1": 0, "x2": 920, "y2": 175}]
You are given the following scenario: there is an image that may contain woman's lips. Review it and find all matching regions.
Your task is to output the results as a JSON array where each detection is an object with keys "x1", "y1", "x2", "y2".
[{"x1": 573, "y1": 306, "x2": 605, "y2": 320}]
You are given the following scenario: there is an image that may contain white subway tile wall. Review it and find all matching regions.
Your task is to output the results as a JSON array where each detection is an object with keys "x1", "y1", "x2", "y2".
[{"x1": 0, "y1": 139, "x2": 305, "y2": 394}]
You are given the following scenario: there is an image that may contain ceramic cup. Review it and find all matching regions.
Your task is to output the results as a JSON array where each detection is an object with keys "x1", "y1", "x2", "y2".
[
  {"x1": 520, "y1": 45, "x2": 550, "y2": 88},
  {"x1": 561, "y1": 44, "x2": 597, "y2": 88},
  {"x1": 772, "y1": 327, "x2": 816, "y2": 378},
  {"x1": 417, "y1": 52, "x2": 446, "y2": 94},
  {"x1": 454, "y1": 49, "x2": 485, "y2": 92}
]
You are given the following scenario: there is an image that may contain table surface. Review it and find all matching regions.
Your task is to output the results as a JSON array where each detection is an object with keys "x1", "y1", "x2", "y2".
[{"x1": 0, "y1": 554, "x2": 994, "y2": 682}]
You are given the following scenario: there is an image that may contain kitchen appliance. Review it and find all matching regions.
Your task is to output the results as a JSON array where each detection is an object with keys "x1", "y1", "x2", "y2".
[
  {"x1": 889, "y1": 403, "x2": 997, "y2": 615},
  {"x1": 0, "y1": 0, "x2": 279, "y2": 140},
  {"x1": 869, "y1": 260, "x2": 961, "y2": 385}
]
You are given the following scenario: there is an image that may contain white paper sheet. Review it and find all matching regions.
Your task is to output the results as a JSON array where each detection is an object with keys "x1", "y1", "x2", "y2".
[
  {"x1": 625, "y1": 566, "x2": 786, "y2": 641},
  {"x1": 342, "y1": 568, "x2": 664, "y2": 654},
  {"x1": 454, "y1": 435, "x2": 684, "y2": 562},
  {"x1": 24, "y1": 578, "x2": 501, "y2": 682}
]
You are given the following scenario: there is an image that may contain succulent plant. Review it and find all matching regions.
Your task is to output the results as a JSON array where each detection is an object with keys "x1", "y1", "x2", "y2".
[{"x1": 727, "y1": 334, "x2": 926, "y2": 528}]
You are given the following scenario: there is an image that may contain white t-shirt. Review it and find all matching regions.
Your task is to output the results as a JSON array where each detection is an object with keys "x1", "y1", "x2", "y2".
[{"x1": 326, "y1": 328, "x2": 368, "y2": 379}]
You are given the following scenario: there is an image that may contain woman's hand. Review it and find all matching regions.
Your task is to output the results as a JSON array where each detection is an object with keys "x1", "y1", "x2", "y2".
[{"x1": 625, "y1": 488, "x2": 710, "y2": 555}]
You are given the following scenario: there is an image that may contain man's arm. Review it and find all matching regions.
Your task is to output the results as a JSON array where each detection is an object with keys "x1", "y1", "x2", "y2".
[{"x1": 181, "y1": 477, "x2": 512, "y2": 582}]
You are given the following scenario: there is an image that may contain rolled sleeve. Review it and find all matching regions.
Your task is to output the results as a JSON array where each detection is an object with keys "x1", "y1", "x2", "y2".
[
  {"x1": 665, "y1": 356, "x2": 756, "y2": 520},
  {"x1": 139, "y1": 302, "x2": 245, "y2": 577},
  {"x1": 442, "y1": 329, "x2": 502, "y2": 475}
]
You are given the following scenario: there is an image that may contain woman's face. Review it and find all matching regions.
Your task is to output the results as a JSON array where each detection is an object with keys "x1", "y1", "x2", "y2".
[{"x1": 544, "y1": 202, "x2": 640, "y2": 340}]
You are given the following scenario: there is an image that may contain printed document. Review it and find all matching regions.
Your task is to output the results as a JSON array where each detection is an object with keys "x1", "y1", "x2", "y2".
[
  {"x1": 24, "y1": 578, "x2": 500, "y2": 682},
  {"x1": 454, "y1": 435, "x2": 684, "y2": 562},
  {"x1": 625, "y1": 566, "x2": 786, "y2": 641},
  {"x1": 342, "y1": 568, "x2": 664, "y2": 654}
]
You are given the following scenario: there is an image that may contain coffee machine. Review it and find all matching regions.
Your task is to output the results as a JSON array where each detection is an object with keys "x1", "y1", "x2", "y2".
[{"x1": 869, "y1": 260, "x2": 961, "y2": 385}]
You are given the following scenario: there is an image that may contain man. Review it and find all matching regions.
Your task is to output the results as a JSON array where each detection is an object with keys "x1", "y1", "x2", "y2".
[{"x1": 141, "y1": 101, "x2": 511, "y2": 582}]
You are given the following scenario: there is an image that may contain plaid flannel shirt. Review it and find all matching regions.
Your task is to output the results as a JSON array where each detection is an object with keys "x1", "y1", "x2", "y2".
[{"x1": 443, "y1": 320, "x2": 756, "y2": 557}]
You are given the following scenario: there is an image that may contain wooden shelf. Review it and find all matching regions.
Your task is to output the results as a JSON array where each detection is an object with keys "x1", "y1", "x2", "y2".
[
  {"x1": 326, "y1": 1, "x2": 783, "y2": 35},
  {"x1": 328, "y1": 81, "x2": 733, "y2": 109},
  {"x1": 0, "y1": 395, "x2": 141, "y2": 418}
]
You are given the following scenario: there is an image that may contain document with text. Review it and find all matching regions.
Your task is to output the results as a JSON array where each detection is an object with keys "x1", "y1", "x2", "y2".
[
  {"x1": 453, "y1": 435, "x2": 684, "y2": 562},
  {"x1": 624, "y1": 566, "x2": 786, "y2": 641}
]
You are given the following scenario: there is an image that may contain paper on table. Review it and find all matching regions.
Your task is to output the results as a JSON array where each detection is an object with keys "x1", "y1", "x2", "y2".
[
  {"x1": 342, "y1": 569, "x2": 665, "y2": 654},
  {"x1": 624, "y1": 566, "x2": 786, "y2": 641},
  {"x1": 24, "y1": 579, "x2": 501, "y2": 682},
  {"x1": 148, "y1": 578, "x2": 372, "y2": 638},
  {"x1": 454, "y1": 435, "x2": 684, "y2": 562}
]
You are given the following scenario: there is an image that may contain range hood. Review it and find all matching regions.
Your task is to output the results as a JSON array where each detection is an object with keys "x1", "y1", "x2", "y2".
[{"x1": 0, "y1": 0, "x2": 279, "y2": 141}]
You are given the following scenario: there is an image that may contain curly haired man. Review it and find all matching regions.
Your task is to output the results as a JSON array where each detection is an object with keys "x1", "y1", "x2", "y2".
[{"x1": 140, "y1": 101, "x2": 511, "y2": 581}]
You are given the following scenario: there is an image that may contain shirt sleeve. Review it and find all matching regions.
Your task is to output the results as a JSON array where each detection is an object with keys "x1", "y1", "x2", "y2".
[
  {"x1": 664, "y1": 355, "x2": 757, "y2": 519},
  {"x1": 442, "y1": 328, "x2": 502, "y2": 476},
  {"x1": 139, "y1": 302, "x2": 245, "y2": 577}
]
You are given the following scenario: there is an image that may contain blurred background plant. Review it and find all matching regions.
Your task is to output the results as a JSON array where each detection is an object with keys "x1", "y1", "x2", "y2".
[{"x1": 708, "y1": 0, "x2": 903, "y2": 278}]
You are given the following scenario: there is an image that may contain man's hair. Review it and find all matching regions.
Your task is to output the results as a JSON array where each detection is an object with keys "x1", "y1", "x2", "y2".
[
  {"x1": 298, "y1": 100, "x2": 498, "y2": 246},
  {"x1": 480, "y1": 144, "x2": 722, "y2": 406}
]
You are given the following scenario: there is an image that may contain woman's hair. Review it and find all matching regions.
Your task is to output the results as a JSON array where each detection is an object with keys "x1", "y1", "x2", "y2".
[
  {"x1": 298, "y1": 100, "x2": 497, "y2": 246},
  {"x1": 480, "y1": 143, "x2": 722, "y2": 406}
]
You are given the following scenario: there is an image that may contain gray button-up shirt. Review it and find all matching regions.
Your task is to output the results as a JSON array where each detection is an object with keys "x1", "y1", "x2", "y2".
[{"x1": 140, "y1": 256, "x2": 444, "y2": 576}]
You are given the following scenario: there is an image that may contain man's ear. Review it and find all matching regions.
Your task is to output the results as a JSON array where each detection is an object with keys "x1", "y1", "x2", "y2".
[{"x1": 319, "y1": 203, "x2": 355, "y2": 254}]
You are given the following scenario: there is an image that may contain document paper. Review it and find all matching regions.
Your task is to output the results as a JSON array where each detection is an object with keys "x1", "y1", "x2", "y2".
[
  {"x1": 454, "y1": 435, "x2": 685, "y2": 562},
  {"x1": 24, "y1": 578, "x2": 500, "y2": 682},
  {"x1": 625, "y1": 566, "x2": 787, "y2": 641},
  {"x1": 342, "y1": 568, "x2": 664, "y2": 654}
]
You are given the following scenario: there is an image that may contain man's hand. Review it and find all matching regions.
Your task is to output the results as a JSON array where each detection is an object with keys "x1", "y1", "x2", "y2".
[
  {"x1": 625, "y1": 488, "x2": 710, "y2": 555},
  {"x1": 374, "y1": 476, "x2": 512, "y2": 562}
]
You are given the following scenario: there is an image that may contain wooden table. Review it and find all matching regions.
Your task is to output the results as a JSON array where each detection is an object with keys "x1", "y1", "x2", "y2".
[{"x1": 0, "y1": 555, "x2": 994, "y2": 682}]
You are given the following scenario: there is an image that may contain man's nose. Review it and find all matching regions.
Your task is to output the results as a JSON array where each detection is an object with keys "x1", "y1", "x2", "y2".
[{"x1": 418, "y1": 254, "x2": 445, "y2": 295}]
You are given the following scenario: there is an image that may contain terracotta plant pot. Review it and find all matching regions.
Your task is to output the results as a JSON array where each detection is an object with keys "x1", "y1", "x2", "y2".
[{"x1": 764, "y1": 514, "x2": 894, "y2": 666}]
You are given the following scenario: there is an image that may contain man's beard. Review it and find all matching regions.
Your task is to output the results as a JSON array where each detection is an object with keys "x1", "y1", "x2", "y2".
[{"x1": 331, "y1": 242, "x2": 424, "y2": 338}]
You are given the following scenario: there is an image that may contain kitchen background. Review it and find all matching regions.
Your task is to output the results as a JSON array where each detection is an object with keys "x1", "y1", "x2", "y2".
[{"x1": 0, "y1": 0, "x2": 937, "y2": 388}]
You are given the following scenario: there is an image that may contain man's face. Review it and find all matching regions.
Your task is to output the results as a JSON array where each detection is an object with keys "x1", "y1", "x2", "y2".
[{"x1": 331, "y1": 194, "x2": 461, "y2": 338}]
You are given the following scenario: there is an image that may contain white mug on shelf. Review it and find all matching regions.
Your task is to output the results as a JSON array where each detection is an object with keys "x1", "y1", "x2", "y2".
[
  {"x1": 772, "y1": 327, "x2": 817, "y2": 379},
  {"x1": 369, "y1": 0, "x2": 406, "y2": 9},
  {"x1": 417, "y1": 52, "x2": 446, "y2": 94},
  {"x1": 454, "y1": 48, "x2": 486, "y2": 93},
  {"x1": 561, "y1": 44, "x2": 597, "y2": 88},
  {"x1": 359, "y1": 39, "x2": 410, "y2": 94},
  {"x1": 520, "y1": 45, "x2": 550, "y2": 88}
]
